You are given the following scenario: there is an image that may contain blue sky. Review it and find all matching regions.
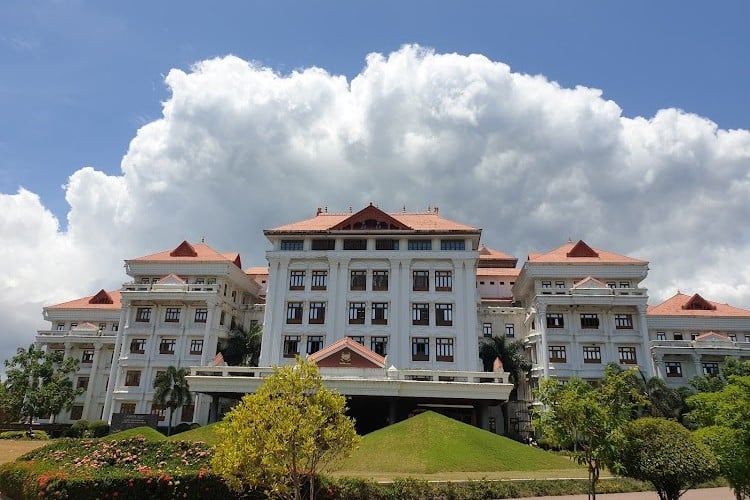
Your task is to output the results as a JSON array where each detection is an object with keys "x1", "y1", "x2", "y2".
[{"x1": 3, "y1": 1, "x2": 749, "y2": 221}]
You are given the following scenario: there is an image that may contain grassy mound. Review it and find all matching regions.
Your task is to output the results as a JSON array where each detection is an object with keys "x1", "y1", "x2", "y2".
[
  {"x1": 166, "y1": 422, "x2": 223, "y2": 445},
  {"x1": 103, "y1": 425, "x2": 165, "y2": 441},
  {"x1": 333, "y1": 411, "x2": 581, "y2": 475}
]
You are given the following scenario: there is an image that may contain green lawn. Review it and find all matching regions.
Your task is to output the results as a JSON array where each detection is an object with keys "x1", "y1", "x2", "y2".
[
  {"x1": 166, "y1": 422, "x2": 223, "y2": 445},
  {"x1": 102, "y1": 425, "x2": 166, "y2": 441}
]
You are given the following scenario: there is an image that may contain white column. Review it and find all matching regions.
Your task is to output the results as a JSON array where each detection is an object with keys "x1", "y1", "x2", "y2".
[
  {"x1": 536, "y1": 303, "x2": 549, "y2": 378},
  {"x1": 637, "y1": 305, "x2": 654, "y2": 378},
  {"x1": 259, "y1": 256, "x2": 289, "y2": 365},
  {"x1": 103, "y1": 303, "x2": 129, "y2": 423},
  {"x1": 82, "y1": 342, "x2": 103, "y2": 420}
]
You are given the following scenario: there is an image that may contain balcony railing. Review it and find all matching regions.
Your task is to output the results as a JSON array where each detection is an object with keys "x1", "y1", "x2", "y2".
[
  {"x1": 122, "y1": 283, "x2": 220, "y2": 293},
  {"x1": 37, "y1": 329, "x2": 116, "y2": 338}
]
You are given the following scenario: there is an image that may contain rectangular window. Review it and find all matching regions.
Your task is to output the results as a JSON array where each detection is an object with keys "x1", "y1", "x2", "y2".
[
  {"x1": 371, "y1": 336, "x2": 388, "y2": 356},
  {"x1": 283, "y1": 336, "x2": 300, "y2": 358},
  {"x1": 311, "y1": 239, "x2": 335, "y2": 250},
  {"x1": 311, "y1": 270, "x2": 328, "y2": 290},
  {"x1": 542, "y1": 281, "x2": 552, "y2": 289},
  {"x1": 412, "y1": 303, "x2": 429, "y2": 326},
  {"x1": 615, "y1": 314, "x2": 633, "y2": 329},
  {"x1": 348, "y1": 302, "x2": 366, "y2": 324},
  {"x1": 280, "y1": 240, "x2": 303, "y2": 251},
  {"x1": 343, "y1": 239, "x2": 367, "y2": 250},
  {"x1": 375, "y1": 239, "x2": 399, "y2": 250},
  {"x1": 483, "y1": 323, "x2": 492, "y2": 338},
  {"x1": 548, "y1": 346, "x2": 567, "y2": 363},
  {"x1": 286, "y1": 302, "x2": 303, "y2": 324},
  {"x1": 583, "y1": 346, "x2": 602, "y2": 364},
  {"x1": 81, "y1": 350, "x2": 94, "y2": 364},
  {"x1": 703, "y1": 362, "x2": 720, "y2": 376},
  {"x1": 674, "y1": 333, "x2": 684, "y2": 341},
  {"x1": 618, "y1": 346, "x2": 637, "y2": 364},
  {"x1": 371, "y1": 302, "x2": 388, "y2": 325},
  {"x1": 412, "y1": 337, "x2": 430, "y2": 361},
  {"x1": 130, "y1": 338, "x2": 146, "y2": 354},
  {"x1": 435, "y1": 303, "x2": 453, "y2": 326},
  {"x1": 607, "y1": 282, "x2": 617, "y2": 289},
  {"x1": 309, "y1": 302, "x2": 326, "y2": 324},
  {"x1": 125, "y1": 370, "x2": 141, "y2": 387},
  {"x1": 413, "y1": 270, "x2": 429, "y2": 291},
  {"x1": 159, "y1": 338, "x2": 176, "y2": 355},
  {"x1": 350, "y1": 270, "x2": 366, "y2": 290},
  {"x1": 164, "y1": 307, "x2": 180, "y2": 322},
  {"x1": 729, "y1": 334, "x2": 737, "y2": 342},
  {"x1": 580, "y1": 313, "x2": 600, "y2": 329},
  {"x1": 435, "y1": 270, "x2": 453, "y2": 291},
  {"x1": 181, "y1": 404, "x2": 195, "y2": 422},
  {"x1": 555, "y1": 281, "x2": 565, "y2": 289},
  {"x1": 190, "y1": 339, "x2": 204, "y2": 355},
  {"x1": 408, "y1": 239, "x2": 432, "y2": 251},
  {"x1": 306, "y1": 335, "x2": 324, "y2": 354},
  {"x1": 194, "y1": 308, "x2": 208, "y2": 323},
  {"x1": 436, "y1": 337, "x2": 454, "y2": 362},
  {"x1": 70, "y1": 405, "x2": 84, "y2": 421},
  {"x1": 372, "y1": 270, "x2": 389, "y2": 291},
  {"x1": 546, "y1": 313, "x2": 564, "y2": 328},
  {"x1": 348, "y1": 335, "x2": 365, "y2": 345},
  {"x1": 656, "y1": 331, "x2": 666, "y2": 341},
  {"x1": 665, "y1": 361, "x2": 683, "y2": 377},
  {"x1": 440, "y1": 240, "x2": 465, "y2": 251},
  {"x1": 619, "y1": 281, "x2": 630, "y2": 288},
  {"x1": 56, "y1": 323, "x2": 65, "y2": 331},
  {"x1": 120, "y1": 403, "x2": 136, "y2": 415},
  {"x1": 195, "y1": 277, "x2": 205, "y2": 285},
  {"x1": 112, "y1": 322, "x2": 119, "y2": 331},
  {"x1": 151, "y1": 404, "x2": 166, "y2": 422},
  {"x1": 505, "y1": 323, "x2": 515, "y2": 337},
  {"x1": 135, "y1": 307, "x2": 151, "y2": 322},
  {"x1": 76, "y1": 377, "x2": 90, "y2": 390},
  {"x1": 289, "y1": 270, "x2": 305, "y2": 290}
]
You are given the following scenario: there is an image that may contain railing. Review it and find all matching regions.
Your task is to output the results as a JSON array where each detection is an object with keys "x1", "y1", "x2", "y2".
[
  {"x1": 122, "y1": 283, "x2": 220, "y2": 293},
  {"x1": 37, "y1": 329, "x2": 116, "y2": 338}
]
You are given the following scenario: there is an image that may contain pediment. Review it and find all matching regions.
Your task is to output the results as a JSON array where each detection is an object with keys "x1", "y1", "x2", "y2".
[
  {"x1": 72, "y1": 322, "x2": 99, "y2": 331},
  {"x1": 156, "y1": 273, "x2": 187, "y2": 285},
  {"x1": 682, "y1": 293, "x2": 717, "y2": 311},
  {"x1": 573, "y1": 276, "x2": 608, "y2": 289},
  {"x1": 566, "y1": 240, "x2": 599, "y2": 258},
  {"x1": 88, "y1": 289, "x2": 114, "y2": 305},
  {"x1": 695, "y1": 331, "x2": 730, "y2": 341},
  {"x1": 329, "y1": 204, "x2": 412, "y2": 231},
  {"x1": 170, "y1": 240, "x2": 198, "y2": 257},
  {"x1": 309, "y1": 337, "x2": 386, "y2": 368}
]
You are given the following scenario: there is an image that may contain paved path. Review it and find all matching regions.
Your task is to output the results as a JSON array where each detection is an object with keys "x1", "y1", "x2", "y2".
[{"x1": 517, "y1": 486, "x2": 733, "y2": 500}]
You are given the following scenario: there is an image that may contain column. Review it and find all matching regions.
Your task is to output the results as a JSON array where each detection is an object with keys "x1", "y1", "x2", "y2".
[
  {"x1": 103, "y1": 303, "x2": 129, "y2": 423},
  {"x1": 637, "y1": 304, "x2": 654, "y2": 378},
  {"x1": 536, "y1": 304, "x2": 549, "y2": 378},
  {"x1": 83, "y1": 343, "x2": 103, "y2": 420},
  {"x1": 691, "y1": 353, "x2": 703, "y2": 379},
  {"x1": 653, "y1": 353, "x2": 665, "y2": 380},
  {"x1": 259, "y1": 256, "x2": 289, "y2": 365}
]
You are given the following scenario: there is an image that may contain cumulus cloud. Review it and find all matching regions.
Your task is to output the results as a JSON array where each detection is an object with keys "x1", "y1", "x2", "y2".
[{"x1": 2, "y1": 44, "x2": 750, "y2": 368}]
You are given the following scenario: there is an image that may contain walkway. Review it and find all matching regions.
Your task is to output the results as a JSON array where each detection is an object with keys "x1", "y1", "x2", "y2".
[{"x1": 518, "y1": 486, "x2": 733, "y2": 499}]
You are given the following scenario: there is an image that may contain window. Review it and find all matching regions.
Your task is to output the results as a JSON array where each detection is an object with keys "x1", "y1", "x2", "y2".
[
  {"x1": 181, "y1": 404, "x2": 195, "y2": 422},
  {"x1": 195, "y1": 277, "x2": 205, "y2": 285},
  {"x1": 435, "y1": 271, "x2": 453, "y2": 291},
  {"x1": 194, "y1": 308, "x2": 208, "y2": 323},
  {"x1": 583, "y1": 346, "x2": 602, "y2": 364},
  {"x1": 98, "y1": 323, "x2": 106, "y2": 331},
  {"x1": 76, "y1": 377, "x2": 89, "y2": 390},
  {"x1": 283, "y1": 336, "x2": 300, "y2": 358},
  {"x1": 674, "y1": 333, "x2": 684, "y2": 341},
  {"x1": 112, "y1": 322, "x2": 119, "y2": 331},
  {"x1": 372, "y1": 302, "x2": 388, "y2": 325},
  {"x1": 309, "y1": 302, "x2": 326, "y2": 324},
  {"x1": 219, "y1": 311, "x2": 225, "y2": 326},
  {"x1": 141, "y1": 277, "x2": 151, "y2": 284},
  {"x1": 151, "y1": 404, "x2": 166, "y2": 422},
  {"x1": 413, "y1": 270, "x2": 429, "y2": 291},
  {"x1": 120, "y1": 403, "x2": 136, "y2": 415},
  {"x1": 130, "y1": 339, "x2": 146, "y2": 354},
  {"x1": 606, "y1": 282, "x2": 617, "y2": 289},
  {"x1": 656, "y1": 331, "x2": 666, "y2": 341},
  {"x1": 580, "y1": 313, "x2": 600, "y2": 329},
  {"x1": 372, "y1": 270, "x2": 389, "y2": 291},
  {"x1": 505, "y1": 323, "x2": 515, "y2": 337},
  {"x1": 729, "y1": 334, "x2": 737, "y2": 342},
  {"x1": 190, "y1": 339, "x2": 204, "y2": 355},
  {"x1": 703, "y1": 362, "x2": 720, "y2": 376},
  {"x1": 483, "y1": 323, "x2": 493, "y2": 338},
  {"x1": 280, "y1": 240, "x2": 303, "y2": 251},
  {"x1": 548, "y1": 346, "x2": 567, "y2": 363},
  {"x1": 81, "y1": 350, "x2": 94, "y2": 364},
  {"x1": 311, "y1": 270, "x2": 327, "y2": 290},
  {"x1": 348, "y1": 302, "x2": 366, "y2": 324},
  {"x1": 371, "y1": 336, "x2": 388, "y2": 356},
  {"x1": 440, "y1": 240, "x2": 465, "y2": 250},
  {"x1": 542, "y1": 281, "x2": 552, "y2": 289},
  {"x1": 619, "y1": 281, "x2": 630, "y2": 288},
  {"x1": 746, "y1": 335, "x2": 750, "y2": 343},
  {"x1": 286, "y1": 302, "x2": 303, "y2": 324},
  {"x1": 376, "y1": 239, "x2": 398, "y2": 250},
  {"x1": 306, "y1": 335, "x2": 324, "y2": 354},
  {"x1": 165, "y1": 307, "x2": 180, "y2": 322},
  {"x1": 70, "y1": 405, "x2": 84, "y2": 420},
  {"x1": 555, "y1": 281, "x2": 565, "y2": 289},
  {"x1": 311, "y1": 239, "x2": 335, "y2": 250},
  {"x1": 436, "y1": 338, "x2": 454, "y2": 362},
  {"x1": 350, "y1": 270, "x2": 366, "y2": 291},
  {"x1": 289, "y1": 270, "x2": 305, "y2": 290},
  {"x1": 615, "y1": 314, "x2": 633, "y2": 329},
  {"x1": 348, "y1": 335, "x2": 365, "y2": 345},
  {"x1": 136, "y1": 307, "x2": 151, "y2": 322},
  {"x1": 665, "y1": 362, "x2": 682, "y2": 377},
  {"x1": 618, "y1": 346, "x2": 637, "y2": 364},
  {"x1": 55, "y1": 323, "x2": 65, "y2": 331},
  {"x1": 412, "y1": 303, "x2": 429, "y2": 326},
  {"x1": 435, "y1": 303, "x2": 453, "y2": 326},
  {"x1": 125, "y1": 370, "x2": 141, "y2": 387},
  {"x1": 343, "y1": 239, "x2": 367, "y2": 250},
  {"x1": 412, "y1": 337, "x2": 430, "y2": 361},
  {"x1": 546, "y1": 313, "x2": 564, "y2": 328},
  {"x1": 408, "y1": 239, "x2": 432, "y2": 251},
  {"x1": 159, "y1": 338, "x2": 176, "y2": 355}
]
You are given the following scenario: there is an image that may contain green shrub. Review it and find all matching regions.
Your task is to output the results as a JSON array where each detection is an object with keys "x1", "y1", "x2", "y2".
[
  {"x1": 86, "y1": 420, "x2": 109, "y2": 438},
  {"x1": 63, "y1": 419, "x2": 90, "y2": 438},
  {"x1": 0, "y1": 430, "x2": 49, "y2": 440}
]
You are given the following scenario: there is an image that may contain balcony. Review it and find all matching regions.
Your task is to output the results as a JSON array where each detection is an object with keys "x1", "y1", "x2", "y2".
[{"x1": 122, "y1": 283, "x2": 220, "y2": 293}]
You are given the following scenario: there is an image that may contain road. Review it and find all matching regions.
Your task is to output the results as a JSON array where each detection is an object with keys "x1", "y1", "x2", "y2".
[{"x1": 518, "y1": 486, "x2": 733, "y2": 499}]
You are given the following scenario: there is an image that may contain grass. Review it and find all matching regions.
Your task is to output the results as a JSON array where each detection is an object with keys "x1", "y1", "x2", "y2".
[
  {"x1": 331, "y1": 411, "x2": 583, "y2": 478},
  {"x1": 166, "y1": 422, "x2": 223, "y2": 446},
  {"x1": 102, "y1": 425, "x2": 166, "y2": 442}
]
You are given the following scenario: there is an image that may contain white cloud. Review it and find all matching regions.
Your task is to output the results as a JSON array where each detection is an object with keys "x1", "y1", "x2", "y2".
[{"x1": 1, "y1": 45, "x2": 750, "y2": 369}]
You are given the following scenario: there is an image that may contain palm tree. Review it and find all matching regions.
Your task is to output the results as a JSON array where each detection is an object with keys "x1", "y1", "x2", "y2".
[
  {"x1": 153, "y1": 366, "x2": 192, "y2": 436},
  {"x1": 479, "y1": 335, "x2": 531, "y2": 393},
  {"x1": 221, "y1": 323, "x2": 262, "y2": 366}
]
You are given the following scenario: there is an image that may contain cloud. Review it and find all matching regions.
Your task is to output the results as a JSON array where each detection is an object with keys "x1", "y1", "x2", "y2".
[{"x1": 1, "y1": 44, "x2": 749, "y2": 369}]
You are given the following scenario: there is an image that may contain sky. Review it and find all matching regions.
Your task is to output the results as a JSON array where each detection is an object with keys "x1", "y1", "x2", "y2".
[{"x1": 1, "y1": 1, "x2": 749, "y2": 370}]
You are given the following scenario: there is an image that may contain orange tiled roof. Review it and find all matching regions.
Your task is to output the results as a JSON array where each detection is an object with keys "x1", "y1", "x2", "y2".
[
  {"x1": 476, "y1": 268, "x2": 521, "y2": 277},
  {"x1": 245, "y1": 266, "x2": 269, "y2": 276},
  {"x1": 309, "y1": 337, "x2": 386, "y2": 367},
  {"x1": 131, "y1": 241, "x2": 242, "y2": 267},
  {"x1": 647, "y1": 293, "x2": 750, "y2": 317},
  {"x1": 47, "y1": 290, "x2": 122, "y2": 310},
  {"x1": 527, "y1": 240, "x2": 647, "y2": 265},
  {"x1": 478, "y1": 245, "x2": 515, "y2": 260}
]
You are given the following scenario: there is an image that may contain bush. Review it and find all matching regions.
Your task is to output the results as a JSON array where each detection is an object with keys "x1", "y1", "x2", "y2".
[
  {"x1": 172, "y1": 423, "x2": 193, "y2": 435},
  {"x1": 0, "y1": 430, "x2": 49, "y2": 440},
  {"x1": 86, "y1": 420, "x2": 109, "y2": 438},
  {"x1": 63, "y1": 419, "x2": 90, "y2": 438}
]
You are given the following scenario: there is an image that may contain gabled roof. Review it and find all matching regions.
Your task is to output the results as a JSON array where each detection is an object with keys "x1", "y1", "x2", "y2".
[
  {"x1": 476, "y1": 268, "x2": 521, "y2": 277},
  {"x1": 477, "y1": 245, "x2": 518, "y2": 268},
  {"x1": 309, "y1": 337, "x2": 386, "y2": 368},
  {"x1": 47, "y1": 290, "x2": 122, "y2": 310},
  {"x1": 266, "y1": 205, "x2": 479, "y2": 233},
  {"x1": 695, "y1": 332, "x2": 731, "y2": 341},
  {"x1": 131, "y1": 241, "x2": 243, "y2": 268},
  {"x1": 71, "y1": 322, "x2": 99, "y2": 331},
  {"x1": 526, "y1": 240, "x2": 647, "y2": 265},
  {"x1": 573, "y1": 276, "x2": 609, "y2": 289},
  {"x1": 648, "y1": 292, "x2": 750, "y2": 317},
  {"x1": 156, "y1": 274, "x2": 186, "y2": 285},
  {"x1": 245, "y1": 266, "x2": 269, "y2": 276}
]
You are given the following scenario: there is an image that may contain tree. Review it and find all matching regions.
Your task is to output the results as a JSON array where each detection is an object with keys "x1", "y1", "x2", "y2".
[
  {"x1": 688, "y1": 358, "x2": 750, "y2": 394},
  {"x1": 221, "y1": 323, "x2": 262, "y2": 366},
  {"x1": 2, "y1": 344, "x2": 82, "y2": 432},
  {"x1": 607, "y1": 363, "x2": 683, "y2": 419},
  {"x1": 212, "y1": 357, "x2": 360, "y2": 500},
  {"x1": 478, "y1": 336, "x2": 531, "y2": 397},
  {"x1": 617, "y1": 418, "x2": 718, "y2": 500},
  {"x1": 696, "y1": 426, "x2": 750, "y2": 500},
  {"x1": 153, "y1": 366, "x2": 192, "y2": 436}
]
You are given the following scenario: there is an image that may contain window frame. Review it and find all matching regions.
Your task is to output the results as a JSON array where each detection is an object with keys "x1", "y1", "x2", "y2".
[
  {"x1": 129, "y1": 338, "x2": 146, "y2": 354},
  {"x1": 411, "y1": 303, "x2": 430, "y2": 326},
  {"x1": 189, "y1": 339, "x2": 204, "y2": 355},
  {"x1": 371, "y1": 336, "x2": 388, "y2": 356},
  {"x1": 164, "y1": 307, "x2": 180, "y2": 323},
  {"x1": 440, "y1": 240, "x2": 465, "y2": 251},
  {"x1": 548, "y1": 345, "x2": 567, "y2": 363},
  {"x1": 350, "y1": 270, "x2": 367, "y2": 291},
  {"x1": 348, "y1": 302, "x2": 366, "y2": 324},
  {"x1": 582, "y1": 345, "x2": 602, "y2": 364},
  {"x1": 81, "y1": 350, "x2": 94, "y2": 364},
  {"x1": 286, "y1": 302, "x2": 303, "y2": 324},
  {"x1": 408, "y1": 239, "x2": 432, "y2": 251},
  {"x1": 311, "y1": 270, "x2": 328, "y2": 290},
  {"x1": 412, "y1": 270, "x2": 429, "y2": 291},
  {"x1": 372, "y1": 270, "x2": 389, "y2": 291},
  {"x1": 194, "y1": 308, "x2": 208, "y2": 323},
  {"x1": 283, "y1": 335, "x2": 300, "y2": 358},
  {"x1": 580, "y1": 313, "x2": 600, "y2": 329},
  {"x1": 308, "y1": 302, "x2": 326, "y2": 324},
  {"x1": 618, "y1": 346, "x2": 637, "y2": 364},
  {"x1": 614, "y1": 314, "x2": 634, "y2": 329},
  {"x1": 435, "y1": 270, "x2": 453, "y2": 291},
  {"x1": 665, "y1": 361, "x2": 683, "y2": 377},
  {"x1": 546, "y1": 313, "x2": 565, "y2": 328},
  {"x1": 435, "y1": 303, "x2": 453, "y2": 326},
  {"x1": 124, "y1": 370, "x2": 142, "y2": 387},
  {"x1": 371, "y1": 302, "x2": 388, "y2": 325},
  {"x1": 135, "y1": 307, "x2": 151, "y2": 322},
  {"x1": 289, "y1": 270, "x2": 306, "y2": 290},
  {"x1": 159, "y1": 338, "x2": 176, "y2": 355},
  {"x1": 436, "y1": 337, "x2": 454, "y2": 362},
  {"x1": 411, "y1": 337, "x2": 430, "y2": 361},
  {"x1": 306, "y1": 335, "x2": 324, "y2": 354},
  {"x1": 483, "y1": 322, "x2": 493, "y2": 338},
  {"x1": 280, "y1": 240, "x2": 303, "y2": 251}
]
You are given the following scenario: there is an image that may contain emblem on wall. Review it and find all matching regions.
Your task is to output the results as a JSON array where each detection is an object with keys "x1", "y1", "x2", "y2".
[{"x1": 339, "y1": 351, "x2": 352, "y2": 365}]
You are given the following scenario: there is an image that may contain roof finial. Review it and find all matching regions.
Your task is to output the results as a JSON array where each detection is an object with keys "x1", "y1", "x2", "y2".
[
  {"x1": 349, "y1": 206, "x2": 352, "y2": 213},
  {"x1": 567, "y1": 236, "x2": 573, "y2": 243},
  {"x1": 402, "y1": 204, "x2": 406, "y2": 212},
  {"x1": 201, "y1": 237, "x2": 205, "y2": 243}
]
